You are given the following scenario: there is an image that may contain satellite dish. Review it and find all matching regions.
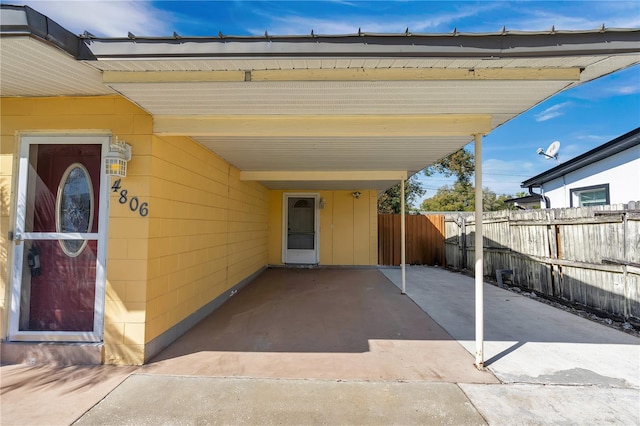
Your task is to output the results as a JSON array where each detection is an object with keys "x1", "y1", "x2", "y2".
[{"x1": 536, "y1": 141, "x2": 560, "y2": 161}]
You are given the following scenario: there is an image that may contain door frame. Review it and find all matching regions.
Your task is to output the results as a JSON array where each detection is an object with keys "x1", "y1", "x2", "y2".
[
  {"x1": 8, "y1": 133, "x2": 111, "y2": 342},
  {"x1": 282, "y1": 192, "x2": 320, "y2": 264}
]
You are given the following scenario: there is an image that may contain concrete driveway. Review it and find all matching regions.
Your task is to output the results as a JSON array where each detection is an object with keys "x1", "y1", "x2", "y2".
[
  {"x1": 380, "y1": 266, "x2": 640, "y2": 387},
  {"x1": 142, "y1": 267, "x2": 495, "y2": 383},
  {"x1": 2, "y1": 267, "x2": 639, "y2": 425}
]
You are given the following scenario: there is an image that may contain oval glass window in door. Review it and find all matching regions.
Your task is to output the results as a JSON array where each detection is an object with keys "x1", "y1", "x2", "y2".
[{"x1": 56, "y1": 163, "x2": 94, "y2": 257}]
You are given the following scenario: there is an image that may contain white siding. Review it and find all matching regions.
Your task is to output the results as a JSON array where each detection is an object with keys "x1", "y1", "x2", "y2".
[{"x1": 542, "y1": 146, "x2": 640, "y2": 208}]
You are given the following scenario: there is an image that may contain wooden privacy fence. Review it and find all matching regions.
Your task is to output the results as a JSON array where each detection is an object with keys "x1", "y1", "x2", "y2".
[
  {"x1": 443, "y1": 202, "x2": 640, "y2": 321},
  {"x1": 378, "y1": 214, "x2": 445, "y2": 266}
]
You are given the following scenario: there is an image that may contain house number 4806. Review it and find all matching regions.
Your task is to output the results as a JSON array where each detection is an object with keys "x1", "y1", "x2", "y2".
[{"x1": 111, "y1": 179, "x2": 149, "y2": 217}]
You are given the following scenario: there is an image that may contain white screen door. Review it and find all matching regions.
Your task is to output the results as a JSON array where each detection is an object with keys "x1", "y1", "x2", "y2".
[
  {"x1": 283, "y1": 194, "x2": 319, "y2": 264},
  {"x1": 9, "y1": 134, "x2": 109, "y2": 342}
]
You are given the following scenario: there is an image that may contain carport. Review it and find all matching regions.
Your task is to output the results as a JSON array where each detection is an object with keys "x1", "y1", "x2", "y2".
[
  {"x1": 143, "y1": 267, "x2": 496, "y2": 382},
  {"x1": 1, "y1": 4, "x2": 639, "y2": 366},
  {"x1": 84, "y1": 27, "x2": 638, "y2": 366}
]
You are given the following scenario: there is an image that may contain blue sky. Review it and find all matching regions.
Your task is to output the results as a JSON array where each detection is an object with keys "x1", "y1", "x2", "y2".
[{"x1": 6, "y1": 0, "x2": 640, "y2": 201}]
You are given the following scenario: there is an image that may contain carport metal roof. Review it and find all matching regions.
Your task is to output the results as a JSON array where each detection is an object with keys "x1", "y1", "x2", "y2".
[{"x1": 2, "y1": 4, "x2": 639, "y2": 190}]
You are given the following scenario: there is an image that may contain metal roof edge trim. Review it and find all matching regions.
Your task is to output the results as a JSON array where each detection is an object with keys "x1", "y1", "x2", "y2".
[
  {"x1": 82, "y1": 34, "x2": 640, "y2": 60},
  {"x1": 0, "y1": 4, "x2": 96, "y2": 60},
  {"x1": 81, "y1": 27, "x2": 640, "y2": 41},
  {"x1": 521, "y1": 127, "x2": 640, "y2": 188},
  {"x1": 504, "y1": 194, "x2": 542, "y2": 204}
]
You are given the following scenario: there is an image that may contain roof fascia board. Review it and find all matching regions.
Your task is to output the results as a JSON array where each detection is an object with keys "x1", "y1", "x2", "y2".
[
  {"x1": 102, "y1": 68, "x2": 581, "y2": 84},
  {"x1": 504, "y1": 195, "x2": 542, "y2": 204},
  {"x1": 153, "y1": 114, "x2": 492, "y2": 137},
  {"x1": 240, "y1": 171, "x2": 408, "y2": 181},
  {"x1": 254, "y1": 67, "x2": 581, "y2": 81},
  {"x1": 521, "y1": 127, "x2": 640, "y2": 187},
  {"x1": 83, "y1": 31, "x2": 640, "y2": 60},
  {"x1": 104, "y1": 68, "x2": 581, "y2": 83},
  {"x1": 104, "y1": 70, "x2": 246, "y2": 83},
  {"x1": 0, "y1": 5, "x2": 95, "y2": 60}
]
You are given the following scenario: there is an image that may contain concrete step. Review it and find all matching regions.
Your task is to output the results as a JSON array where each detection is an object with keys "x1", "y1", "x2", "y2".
[{"x1": 1, "y1": 341, "x2": 102, "y2": 365}]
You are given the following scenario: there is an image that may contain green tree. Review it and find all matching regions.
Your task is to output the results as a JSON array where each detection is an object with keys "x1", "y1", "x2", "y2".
[
  {"x1": 421, "y1": 183, "x2": 516, "y2": 212},
  {"x1": 377, "y1": 148, "x2": 475, "y2": 213},
  {"x1": 423, "y1": 148, "x2": 475, "y2": 184},
  {"x1": 421, "y1": 181, "x2": 474, "y2": 212},
  {"x1": 377, "y1": 176, "x2": 426, "y2": 214},
  {"x1": 483, "y1": 189, "x2": 517, "y2": 211}
]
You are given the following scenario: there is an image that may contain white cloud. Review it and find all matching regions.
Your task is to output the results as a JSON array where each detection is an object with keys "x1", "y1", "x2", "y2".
[
  {"x1": 605, "y1": 82, "x2": 640, "y2": 97},
  {"x1": 534, "y1": 102, "x2": 572, "y2": 122},
  {"x1": 615, "y1": 85, "x2": 640, "y2": 95},
  {"x1": 248, "y1": 3, "x2": 500, "y2": 35},
  {"x1": 504, "y1": 3, "x2": 640, "y2": 31},
  {"x1": 13, "y1": 1, "x2": 174, "y2": 37}
]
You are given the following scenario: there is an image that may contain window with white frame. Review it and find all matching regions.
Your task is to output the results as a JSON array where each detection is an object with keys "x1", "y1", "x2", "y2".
[{"x1": 570, "y1": 184, "x2": 610, "y2": 207}]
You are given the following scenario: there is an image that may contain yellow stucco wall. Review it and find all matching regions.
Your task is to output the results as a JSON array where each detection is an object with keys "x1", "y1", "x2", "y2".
[
  {"x1": 268, "y1": 190, "x2": 377, "y2": 265},
  {"x1": 0, "y1": 96, "x2": 156, "y2": 363},
  {"x1": 0, "y1": 96, "x2": 269, "y2": 364},
  {"x1": 0, "y1": 104, "x2": 13, "y2": 339},
  {"x1": 143, "y1": 135, "x2": 269, "y2": 350}
]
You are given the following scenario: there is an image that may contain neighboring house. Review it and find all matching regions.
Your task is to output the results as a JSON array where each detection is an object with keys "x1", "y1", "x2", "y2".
[
  {"x1": 504, "y1": 194, "x2": 542, "y2": 210},
  {"x1": 1, "y1": 5, "x2": 639, "y2": 365},
  {"x1": 520, "y1": 128, "x2": 640, "y2": 208}
]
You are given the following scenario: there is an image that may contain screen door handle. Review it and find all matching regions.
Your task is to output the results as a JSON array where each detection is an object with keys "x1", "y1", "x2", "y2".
[{"x1": 11, "y1": 231, "x2": 22, "y2": 245}]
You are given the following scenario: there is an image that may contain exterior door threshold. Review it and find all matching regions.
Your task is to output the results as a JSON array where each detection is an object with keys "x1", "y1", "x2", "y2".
[{"x1": 0, "y1": 341, "x2": 103, "y2": 366}]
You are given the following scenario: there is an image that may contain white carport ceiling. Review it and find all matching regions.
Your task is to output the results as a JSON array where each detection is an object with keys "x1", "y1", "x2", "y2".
[
  {"x1": 94, "y1": 62, "x2": 586, "y2": 189},
  {"x1": 94, "y1": 60, "x2": 588, "y2": 191},
  {"x1": 103, "y1": 80, "x2": 570, "y2": 123},
  {"x1": 2, "y1": 4, "x2": 639, "y2": 190}
]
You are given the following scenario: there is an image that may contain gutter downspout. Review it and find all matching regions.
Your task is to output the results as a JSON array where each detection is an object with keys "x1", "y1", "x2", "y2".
[{"x1": 528, "y1": 185, "x2": 551, "y2": 208}]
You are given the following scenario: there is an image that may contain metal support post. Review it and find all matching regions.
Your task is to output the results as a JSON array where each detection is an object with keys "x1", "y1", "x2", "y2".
[
  {"x1": 401, "y1": 178, "x2": 406, "y2": 294},
  {"x1": 474, "y1": 133, "x2": 484, "y2": 369}
]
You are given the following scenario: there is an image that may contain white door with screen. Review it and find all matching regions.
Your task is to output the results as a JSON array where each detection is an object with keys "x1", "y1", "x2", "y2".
[
  {"x1": 283, "y1": 194, "x2": 319, "y2": 264},
  {"x1": 9, "y1": 134, "x2": 109, "y2": 342}
]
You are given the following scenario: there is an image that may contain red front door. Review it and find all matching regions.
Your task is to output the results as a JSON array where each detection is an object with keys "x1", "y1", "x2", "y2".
[{"x1": 18, "y1": 143, "x2": 102, "y2": 332}]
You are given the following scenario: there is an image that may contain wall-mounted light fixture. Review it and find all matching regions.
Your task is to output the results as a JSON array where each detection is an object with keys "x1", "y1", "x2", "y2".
[
  {"x1": 105, "y1": 136, "x2": 132, "y2": 177},
  {"x1": 352, "y1": 191, "x2": 361, "y2": 199},
  {"x1": 319, "y1": 197, "x2": 326, "y2": 209}
]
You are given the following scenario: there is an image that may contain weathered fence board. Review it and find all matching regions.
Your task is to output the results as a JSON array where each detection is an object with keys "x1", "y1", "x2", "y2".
[
  {"x1": 378, "y1": 214, "x2": 445, "y2": 266},
  {"x1": 443, "y1": 202, "x2": 640, "y2": 321}
]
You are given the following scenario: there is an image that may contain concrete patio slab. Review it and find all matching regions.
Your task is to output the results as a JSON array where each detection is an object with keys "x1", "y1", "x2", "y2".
[
  {"x1": 380, "y1": 266, "x2": 640, "y2": 387},
  {"x1": 459, "y1": 383, "x2": 640, "y2": 425},
  {"x1": 74, "y1": 375, "x2": 487, "y2": 426},
  {"x1": 143, "y1": 268, "x2": 496, "y2": 384}
]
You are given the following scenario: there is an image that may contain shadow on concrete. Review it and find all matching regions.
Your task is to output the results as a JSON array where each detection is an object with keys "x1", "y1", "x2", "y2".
[
  {"x1": 380, "y1": 265, "x2": 640, "y2": 387},
  {"x1": 0, "y1": 364, "x2": 136, "y2": 396},
  {"x1": 381, "y1": 266, "x2": 640, "y2": 346}
]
